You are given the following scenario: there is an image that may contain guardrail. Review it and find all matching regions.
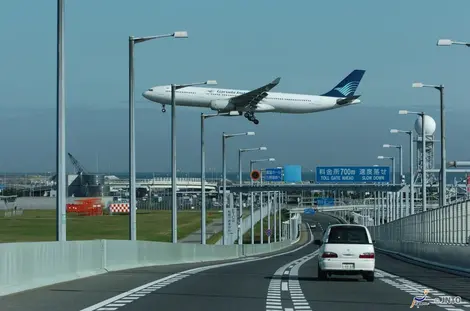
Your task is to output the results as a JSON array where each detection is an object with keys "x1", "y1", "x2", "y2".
[
  {"x1": 0, "y1": 225, "x2": 301, "y2": 297},
  {"x1": 368, "y1": 199, "x2": 470, "y2": 273}
]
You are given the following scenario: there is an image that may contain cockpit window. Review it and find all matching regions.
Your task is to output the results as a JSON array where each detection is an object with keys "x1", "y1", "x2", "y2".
[{"x1": 148, "y1": 88, "x2": 153, "y2": 91}]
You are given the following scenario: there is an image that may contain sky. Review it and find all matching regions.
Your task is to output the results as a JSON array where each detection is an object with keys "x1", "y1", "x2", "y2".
[{"x1": 1, "y1": 0, "x2": 470, "y2": 174}]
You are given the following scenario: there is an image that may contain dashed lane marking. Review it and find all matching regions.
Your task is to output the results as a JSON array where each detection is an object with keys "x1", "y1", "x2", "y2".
[
  {"x1": 376, "y1": 269, "x2": 469, "y2": 311},
  {"x1": 266, "y1": 226, "x2": 317, "y2": 311},
  {"x1": 82, "y1": 224, "x2": 313, "y2": 311}
]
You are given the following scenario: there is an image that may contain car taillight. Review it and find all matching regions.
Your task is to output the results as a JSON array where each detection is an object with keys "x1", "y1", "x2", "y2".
[
  {"x1": 322, "y1": 252, "x2": 338, "y2": 258},
  {"x1": 359, "y1": 252, "x2": 375, "y2": 259}
]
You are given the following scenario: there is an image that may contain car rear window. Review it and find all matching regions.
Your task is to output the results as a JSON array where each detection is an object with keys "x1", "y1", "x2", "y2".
[{"x1": 327, "y1": 226, "x2": 370, "y2": 244}]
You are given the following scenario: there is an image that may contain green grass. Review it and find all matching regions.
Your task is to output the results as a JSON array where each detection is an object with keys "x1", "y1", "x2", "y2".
[
  {"x1": 241, "y1": 210, "x2": 289, "y2": 244},
  {"x1": 206, "y1": 231, "x2": 224, "y2": 244},
  {"x1": 0, "y1": 209, "x2": 221, "y2": 243}
]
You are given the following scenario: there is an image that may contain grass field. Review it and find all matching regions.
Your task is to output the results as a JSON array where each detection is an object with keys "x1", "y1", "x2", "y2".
[
  {"x1": 241, "y1": 210, "x2": 289, "y2": 244},
  {"x1": 0, "y1": 210, "x2": 222, "y2": 243}
]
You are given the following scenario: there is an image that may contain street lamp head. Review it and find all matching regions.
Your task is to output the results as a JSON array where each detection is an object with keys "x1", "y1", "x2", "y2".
[
  {"x1": 268, "y1": 158, "x2": 276, "y2": 162},
  {"x1": 437, "y1": 39, "x2": 452, "y2": 46},
  {"x1": 246, "y1": 132, "x2": 255, "y2": 136},
  {"x1": 398, "y1": 110, "x2": 409, "y2": 115},
  {"x1": 259, "y1": 146, "x2": 267, "y2": 151},
  {"x1": 412, "y1": 82, "x2": 424, "y2": 88},
  {"x1": 173, "y1": 31, "x2": 188, "y2": 38},
  {"x1": 390, "y1": 129, "x2": 399, "y2": 134},
  {"x1": 377, "y1": 156, "x2": 385, "y2": 159},
  {"x1": 205, "y1": 80, "x2": 217, "y2": 85},
  {"x1": 383, "y1": 144, "x2": 391, "y2": 148}
]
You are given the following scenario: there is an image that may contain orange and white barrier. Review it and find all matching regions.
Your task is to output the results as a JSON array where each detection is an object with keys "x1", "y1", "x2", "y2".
[{"x1": 109, "y1": 203, "x2": 130, "y2": 213}]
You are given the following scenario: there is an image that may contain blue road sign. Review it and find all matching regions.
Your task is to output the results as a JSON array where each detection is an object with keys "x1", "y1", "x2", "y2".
[
  {"x1": 315, "y1": 166, "x2": 391, "y2": 184},
  {"x1": 304, "y1": 208, "x2": 316, "y2": 215},
  {"x1": 265, "y1": 229, "x2": 272, "y2": 237},
  {"x1": 316, "y1": 197, "x2": 334, "y2": 206},
  {"x1": 264, "y1": 168, "x2": 282, "y2": 182}
]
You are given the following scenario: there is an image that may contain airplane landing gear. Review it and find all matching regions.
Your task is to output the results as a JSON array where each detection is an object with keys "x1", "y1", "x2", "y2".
[
  {"x1": 244, "y1": 112, "x2": 259, "y2": 124},
  {"x1": 161, "y1": 104, "x2": 166, "y2": 113}
]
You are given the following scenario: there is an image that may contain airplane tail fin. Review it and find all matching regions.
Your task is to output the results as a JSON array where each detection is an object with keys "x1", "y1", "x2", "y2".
[{"x1": 321, "y1": 69, "x2": 366, "y2": 98}]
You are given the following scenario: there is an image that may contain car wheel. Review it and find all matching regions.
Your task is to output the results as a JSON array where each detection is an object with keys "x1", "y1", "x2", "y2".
[
  {"x1": 363, "y1": 272, "x2": 374, "y2": 282},
  {"x1": 318, "y1": 265, "x2": 327, "y2": 280}
]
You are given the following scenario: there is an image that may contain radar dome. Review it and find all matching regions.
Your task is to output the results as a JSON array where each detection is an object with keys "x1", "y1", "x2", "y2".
[{"x1": 414, "y1": 115, "x2": 436, "y2": 135}]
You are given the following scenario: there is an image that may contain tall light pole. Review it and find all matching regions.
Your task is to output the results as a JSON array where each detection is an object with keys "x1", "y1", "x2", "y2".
[
  {"x1": 56, "y1": 0, "x2": 66, "y2": 241},
  {"x1": 412, "y1": 82, "x2": 446, "y2": 207},
  {"x1": 222, "y1": 132, "x2": 255, "y2": 245},
  {"x1": 129, "y1": 31, "x2": 188, "y2": 241},
  {"x1": 399, "y1": 110, "x2": 427, "y2": 212},
  {"x1": 383, "y1": 144, "x2": 403, "y2": 183},
  {"x1": 391, "y1": 129, "x2": 415, "y2": 215},
  {"x1": 383, "y1": 144, "x2": 403, "y2": 219},
  {"x1": 169, "y1": 80, "x2": 217, "y2": 244},
  {"x1": 238, "y1": 147, "x2": 267, "y2": 245},
  {"x1": 249, "y1": 158, "x2": 275, "y2": 244},
  {"x1": 378, "y1": 156, "x2": 395, "y2": 184},
  {"x1": 200, "y1": 112, "x2": 231, "y2": 244},
  {"x1": 437, "y1": 39, "x2": 470, "y2": 47}
]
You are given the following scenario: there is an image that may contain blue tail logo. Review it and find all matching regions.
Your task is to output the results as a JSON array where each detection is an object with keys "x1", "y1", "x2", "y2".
[{"x1": 321, "y1": 69, "x2": 366, "y2": 98}]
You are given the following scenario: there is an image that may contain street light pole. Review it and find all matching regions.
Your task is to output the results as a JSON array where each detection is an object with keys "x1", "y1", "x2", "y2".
[
  {"x1": 169, "y1": 81, "x2": 217, "y2": 244},
  {"x1": 412, "y1": 82, "x2": 446, "y2": 207},
  {"x1": 391, "y1": 129, "x2": 415, "y2": 215},
  {"x1": 422, "y1": 113, "x2": 427, "y2": 212},
  {"x1": 250, "y1": 160, "x2": 254, "y2": 244},
  {"x1": 56, "y1": 0, "x2": 66, "y2": 241},
  {"x1": 222, "y1": 132, "x2": 255, "y2": 245},
  {"x1": 238, "y1": 149, "x2": 242, "y2": 245},
  {"x1": 128, "y1": 31, "x2": 188, "y2": 241},
  {"x1": 170, "y1": 84, "x2": 177, "y2": 243},
  {"x1": 439, "y1": 86, "x2": 446, "y2": 206},
  {"x1": 409, "y1": 131, "x2": 414, "y2": 215},
  {"x1": 399, "y1": 110, "x2": 428, "y2": 212},
  {"x1": 200, "y1": 113, "x2": 221, "y2": 244}
]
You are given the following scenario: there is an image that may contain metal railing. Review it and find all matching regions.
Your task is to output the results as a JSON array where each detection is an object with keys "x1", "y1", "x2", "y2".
[{"x1": 369, "y1": 199, "x2": 470, "y2": 245}]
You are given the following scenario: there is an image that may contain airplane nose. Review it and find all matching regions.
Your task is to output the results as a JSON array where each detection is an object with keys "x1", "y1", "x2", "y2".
[{"x1": 142, "y1": 90, "x2": 151, "y2": 99}]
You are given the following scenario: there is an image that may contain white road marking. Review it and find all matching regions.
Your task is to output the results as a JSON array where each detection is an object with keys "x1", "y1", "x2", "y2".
[
  {"x1": 282, "y1": 282, "x2": 288, "y2": 291},
  {"x1": 81, "y1": 224, "x2": 311, "y2": 311},
  {"x1": 376, "y1": 268, "x2": 469, "y2": 311},
  {"x1": 266, "y1": 226, "x2": 317, "y2": 311}
]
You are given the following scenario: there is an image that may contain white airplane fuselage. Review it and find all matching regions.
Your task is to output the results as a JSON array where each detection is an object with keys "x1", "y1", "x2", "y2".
[{"x1": 142, "y1": 85, "x2": 361, "y2": 114}]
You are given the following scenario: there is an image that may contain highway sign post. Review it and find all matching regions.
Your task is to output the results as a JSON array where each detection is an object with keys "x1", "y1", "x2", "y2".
[
  {"x1": 265, "y1": 228, "x2": 272, "y2": 237},
  {"x1": 264, "y1": 168, "x2": 282, "y2": 182},
  {"x1": 315, "y1": 166, "x2": 391, "y2": 183}
]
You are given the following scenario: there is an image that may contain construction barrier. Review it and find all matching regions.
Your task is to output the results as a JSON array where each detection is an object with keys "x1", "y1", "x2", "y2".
[{"x1": 66, "y1": 198, "x2": 103, "y2": 216}]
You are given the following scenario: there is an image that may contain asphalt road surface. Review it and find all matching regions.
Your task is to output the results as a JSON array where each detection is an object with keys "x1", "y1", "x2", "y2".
[{"x1": 2, "y1": 213, "x2": 469, "y2": 311}]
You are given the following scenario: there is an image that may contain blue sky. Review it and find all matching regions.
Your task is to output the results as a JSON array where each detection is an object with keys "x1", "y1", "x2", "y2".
[{"x1": 1, "y1": 0, "x2": 470, "y2": 174}]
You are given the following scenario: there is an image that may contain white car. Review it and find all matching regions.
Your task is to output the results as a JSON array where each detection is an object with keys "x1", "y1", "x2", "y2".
[{"x1": 315, "y1": 224, "x2": 375, "y2": 282}]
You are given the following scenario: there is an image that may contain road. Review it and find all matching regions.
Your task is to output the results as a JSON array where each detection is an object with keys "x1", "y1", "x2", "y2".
[{"x1": 2, "y1": 213, "x2": 469, "y2": 311}]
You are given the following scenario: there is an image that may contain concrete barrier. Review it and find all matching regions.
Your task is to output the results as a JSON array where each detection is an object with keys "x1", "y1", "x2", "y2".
[{"x1": 0, "y1": 236, "x2": 299, "y2": 297}]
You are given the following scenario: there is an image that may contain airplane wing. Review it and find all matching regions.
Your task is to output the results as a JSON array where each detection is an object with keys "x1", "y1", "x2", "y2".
[
  {"x1": 229, "y1": 77, "x2": 281, "y2": 109},
  {"x1": 336, "y1": 95, "x2": 360, "y2": 105}
]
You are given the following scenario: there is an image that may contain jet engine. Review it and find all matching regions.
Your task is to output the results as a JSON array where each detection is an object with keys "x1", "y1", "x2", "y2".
[{"x1": 209, "y1": 99, "x2": 234, "y2": 112}]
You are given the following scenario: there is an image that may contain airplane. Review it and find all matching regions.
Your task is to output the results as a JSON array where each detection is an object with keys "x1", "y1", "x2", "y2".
[{"x1": 142, "y1": 69, "x2": 365, "y2": 125}]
